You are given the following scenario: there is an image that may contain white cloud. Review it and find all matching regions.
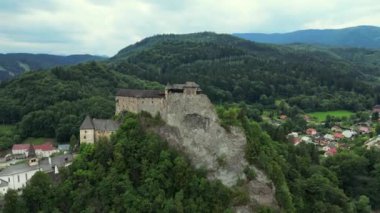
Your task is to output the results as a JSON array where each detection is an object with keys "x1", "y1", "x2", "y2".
[{"x1": 0, "y1": 0, "x2": 379, "y2": 56}]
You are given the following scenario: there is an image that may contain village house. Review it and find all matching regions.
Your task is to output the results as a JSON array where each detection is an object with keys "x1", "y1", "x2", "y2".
[
  {"x1": 306, "y1": 128, "x2": 317, "y2": 136},
  {"x1": 331, "y1": 125, "x2": 342, "y2": 132},
  {"x1": 35, "y1": 143, "x2": 58, "y2": 157},
  {"x1": 79, "y1": 116, "x2": 120, "y2": 144},
  {"x1": 301, "y1": 136, "x2": 312, "y2": 143},
  {"x1": 11, "y1": 144, "x2": 30, "y2": 156},
  {"x1": 0, "y1": 152, "x2": 73, "y2": 192},
  {"x1": 324, "y1": 147, "x2": 337, "y2": 157},
  {"x1": 358, "y1": 126, "x2": 371, "y2": 134},
  {"x1": 334, "y1": 132, "x2": 344, "y2": 140},
  {"x1": 342, "y1": 130, "x2": 356, "y2": 138},
  {"x1": 324, "y1": 133, "x2": 335, "y2": 141}
]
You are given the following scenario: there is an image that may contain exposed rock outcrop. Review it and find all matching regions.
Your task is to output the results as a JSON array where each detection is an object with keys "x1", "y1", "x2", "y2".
[{"x1": 151, "y1": 93, "x2": 278, "y2": 211}]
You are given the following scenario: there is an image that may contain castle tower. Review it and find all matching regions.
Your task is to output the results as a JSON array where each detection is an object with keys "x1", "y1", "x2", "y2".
[{"x1": 79, "y1": 115, "x2": 95, "y2": 144}]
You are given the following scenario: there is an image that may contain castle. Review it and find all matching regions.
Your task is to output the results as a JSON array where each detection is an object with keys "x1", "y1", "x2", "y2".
[
  {"x1": 115, "y1": 81, "x2": 202, "y2": 116},
  {"x1": 80, "y1": 82, "x2": 201, "y2": 144}
]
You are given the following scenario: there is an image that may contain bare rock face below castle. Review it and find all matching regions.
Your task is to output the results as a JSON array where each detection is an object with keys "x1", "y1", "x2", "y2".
[{"x1": 153, "y1": 93, "x2": 278, "y2": 211}]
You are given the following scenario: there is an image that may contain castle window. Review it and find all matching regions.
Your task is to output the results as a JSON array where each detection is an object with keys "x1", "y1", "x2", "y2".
[
  {"x1": 18, "y1": 175, "x2": 20, "y2": 182},
  {"x1": 8, "y1": 177, "x2": 10, "y2": 182},
  {"x1": 25, "y1": 173, "x2": 28, "y2": 180},
  {"x1": 84, "y1": 135, "x2": 86, "y2": 139},
  {"x1": 85, "y1": 130, "x2": 87, "y2": 133}
]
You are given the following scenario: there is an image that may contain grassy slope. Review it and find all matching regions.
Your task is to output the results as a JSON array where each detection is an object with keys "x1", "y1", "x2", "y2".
[
  {"x1": 0, "y1": 125, "x2": 15, "y2": 136},
  {"x1": 307, "y1": 110, "x2": 354, "y2": 122}
]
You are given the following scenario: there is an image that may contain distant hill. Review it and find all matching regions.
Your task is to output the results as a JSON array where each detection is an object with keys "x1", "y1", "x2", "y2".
[
  {"x1": 234, "y1": 25, "x2": 380, "y2": 49},
  {"x1": 0, "y1": 53, "x2": 107, "y2": 81}
]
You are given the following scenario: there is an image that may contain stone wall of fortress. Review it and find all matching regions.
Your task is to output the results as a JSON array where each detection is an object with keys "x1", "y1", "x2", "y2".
[{"x1": 115, "y1": 96, "x2": 166, "y2": 116}]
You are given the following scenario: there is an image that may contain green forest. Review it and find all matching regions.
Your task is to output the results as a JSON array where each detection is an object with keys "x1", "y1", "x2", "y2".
[{"x1": 1, "y1": 32, "x2": 380, "y2": 212}]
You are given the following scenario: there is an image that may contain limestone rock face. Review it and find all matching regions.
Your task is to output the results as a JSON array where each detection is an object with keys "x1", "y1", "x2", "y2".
[{"x1": 152, "y1": 93, "x2": 278, "y2": 210}]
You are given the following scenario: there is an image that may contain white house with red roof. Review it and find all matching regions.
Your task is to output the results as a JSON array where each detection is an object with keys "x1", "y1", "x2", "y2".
[
  {"x1": 34, "y1": 143, "x2": 58, "y2": 157},
  {"x1": 306, "y1": 128, "x2": 317, "y2": 136},
  {"x1": 324, "y1": 147, "x2": 337, "y2": 157},
  {"x1": 11, "y1": 144, "x2": 30, "y2": 156}
]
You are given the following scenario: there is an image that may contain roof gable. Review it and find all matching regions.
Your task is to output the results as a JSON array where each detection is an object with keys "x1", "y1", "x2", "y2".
[{"x1": 80, "y1": 115, "x2": 94, "y2": 130}]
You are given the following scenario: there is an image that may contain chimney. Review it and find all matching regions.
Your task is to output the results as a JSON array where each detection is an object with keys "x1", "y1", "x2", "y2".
[{"x1": 54, "y1": 165, "x2": 59, "y2": 174}]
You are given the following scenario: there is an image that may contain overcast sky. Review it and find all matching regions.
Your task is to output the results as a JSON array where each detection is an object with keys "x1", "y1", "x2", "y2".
[{"x1": 1, "y1": 0, "x2": 379, "y2": 56}]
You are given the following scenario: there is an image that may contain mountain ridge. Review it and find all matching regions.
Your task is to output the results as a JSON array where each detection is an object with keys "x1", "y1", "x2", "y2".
[
  {"x1": 0, "y1": 53, "x2": 107, "y2": 81},
  {"x1": 234, "y1": 25, "x2": 380, "y2": 49}
]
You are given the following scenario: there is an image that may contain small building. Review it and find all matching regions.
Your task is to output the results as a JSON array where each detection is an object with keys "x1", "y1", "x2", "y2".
[
  {"x1": 287, "y1": 132, "x2": 299, "y2": 138},
  {"x1": 80, "y1": 116, "x2": 120, "y2": 144},
  {"x1": 324, "y1": 134, "x2": 335, "y2": 141},
  {"x1": 301, "y1": 136, "x2": 312, "y2": 143},
  {"x1": 342, "y1": 130, "x2": 355, "y2": 138},
  {"x1": 324, "y1": 147, "x2": 337, "y2": 157},
  {"x1": 306, "y1": 128, "x2": 317, "y2": 136},
  {"x1": 11, "y1": 144, "x2": 30, "y2": 156},
  {"x1": 58, "y1": 144, "x2": 70, "y2": 152},
  {"x1": 291, "y1": 137, "x2": 301, "y2": 146},
  {"x1": 34, "y1": 143, "x2": 58, "y2": 158},
  {"x1": 358, "y1": 126, "x2": 371, "y2": 134},
  {"x1": 331, "y1": 126, "x2": 342, "y2": 132},
  {"x1": 0, "y1": 154, "x2": 73, "y2": 191},
  {"x1": 334, "y1": 132, "x2": 344, "y2": 139}
]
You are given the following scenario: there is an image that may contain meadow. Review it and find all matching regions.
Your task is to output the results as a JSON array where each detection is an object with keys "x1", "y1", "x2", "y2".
[{"x1": 307, "y1": 110, "x2": 354, "y2": 122}]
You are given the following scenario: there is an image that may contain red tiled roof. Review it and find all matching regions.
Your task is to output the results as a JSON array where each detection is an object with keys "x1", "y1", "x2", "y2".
[
  {"x1": 334, "y1": 133, "x2": 344, "y2": 139},
  {"x1": 34, "y1": 143, "x2": 55, "y2": 151},
  {"x1": 306, "y1": 128, "x2": 317, "y2": 135},
  {"x1": 326, "y1": 147, "x2": 337, "y2": 156},
  {"x1": 12, "y1": 144, "x2": 30, "y2": 150}
]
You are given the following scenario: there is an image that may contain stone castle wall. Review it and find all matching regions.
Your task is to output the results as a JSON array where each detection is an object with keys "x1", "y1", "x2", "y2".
[
  {"x1": 116, "y1": 96, "x2": 165, "y2": 116},
  {"x1": 80, "y1": 129, "x2": 95, "y2": 144},
  {"x1": 95, "y1": 130, "x2": 116, "y2": 142}
]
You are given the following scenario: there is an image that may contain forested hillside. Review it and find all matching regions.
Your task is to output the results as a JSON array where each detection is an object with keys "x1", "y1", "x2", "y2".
[
  {"x1": 0, "y1": 53, "x2": 106, "y2": 81},
  {"x1": 111, "y1": 32, "x2": 380, "y2": 112}
]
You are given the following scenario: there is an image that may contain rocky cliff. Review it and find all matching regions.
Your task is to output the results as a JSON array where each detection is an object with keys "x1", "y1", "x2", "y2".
[{"x1": 151, "y1": 93, "x2": 278, "y2": 211}]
